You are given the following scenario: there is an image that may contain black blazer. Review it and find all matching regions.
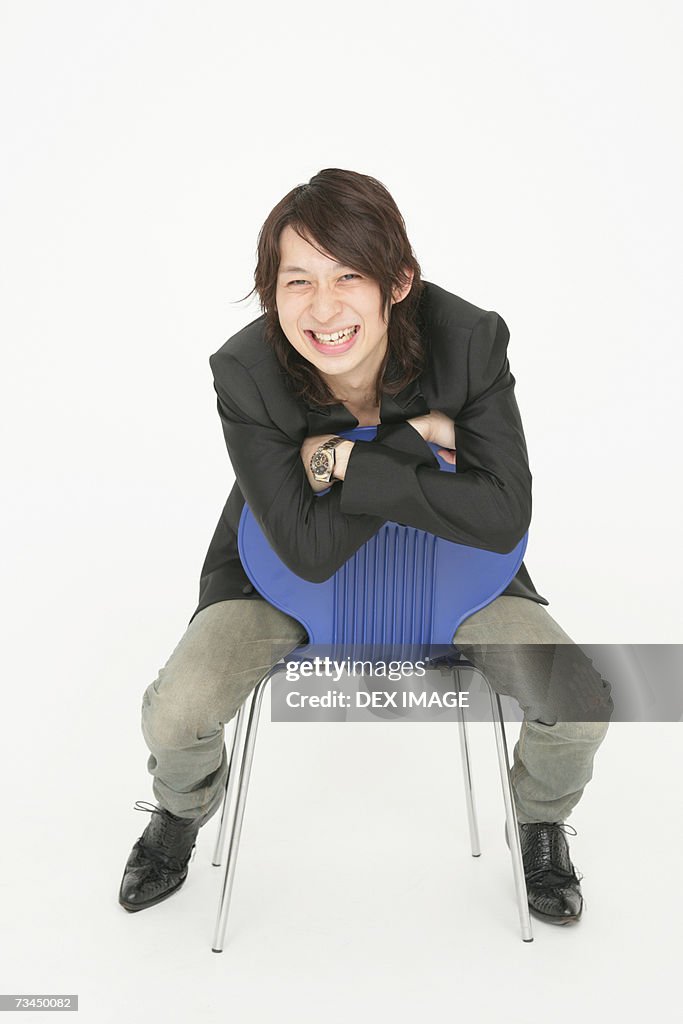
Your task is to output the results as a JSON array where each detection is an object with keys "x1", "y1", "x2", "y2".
[{"x1": 189, "y1": 280, "x2": 548, "y2": 627}]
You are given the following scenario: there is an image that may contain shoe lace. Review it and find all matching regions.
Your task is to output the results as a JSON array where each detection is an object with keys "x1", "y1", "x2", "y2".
[
  {"x1": 133, "y1": 800, "x2": 197, "y2": 870},
  {"x1": 524, "y1": 822, "x2": 584, "y2": 890},
  {"x1": 134, "y1": 799, "x2": 168, "y2": 819}
]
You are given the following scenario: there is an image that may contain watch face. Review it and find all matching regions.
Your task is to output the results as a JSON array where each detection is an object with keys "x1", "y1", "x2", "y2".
[{"x1": 311, "y1": 449, "x2": 333, "y2": 479}]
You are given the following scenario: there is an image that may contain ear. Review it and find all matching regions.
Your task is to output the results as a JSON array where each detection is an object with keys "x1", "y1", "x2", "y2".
[{"x1": 391, "y1": 267, "x2": 415, "y2": 305}]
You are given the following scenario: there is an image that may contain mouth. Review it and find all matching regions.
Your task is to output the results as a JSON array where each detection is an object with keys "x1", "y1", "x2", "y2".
[{"x1": 304, "y1": 324, "x2": 360, "y2": 355}]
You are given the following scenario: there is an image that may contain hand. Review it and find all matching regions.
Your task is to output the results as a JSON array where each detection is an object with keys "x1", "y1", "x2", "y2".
[
  {"x1": 407, "y1": 410, "x2": 456, "y2": 464},
  {"x1": 436, "y1": 447, "x2": 457, "y2": 466},
  {"x1": 331, "y1": 439, "x2": 354, "y2": 480},
  {"x1": 300, "y1": 434, "x2": 355, "y2": 491}
]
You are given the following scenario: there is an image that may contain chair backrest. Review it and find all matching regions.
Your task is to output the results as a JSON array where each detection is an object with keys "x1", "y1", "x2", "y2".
[{"x1": 238, "y1": 426, "x2": 527, "y2": 652}]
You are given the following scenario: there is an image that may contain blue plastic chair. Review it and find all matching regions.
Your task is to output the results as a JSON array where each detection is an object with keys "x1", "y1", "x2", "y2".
[{"x1": 211, "y1": 427, "x2": 534, "y2": 950}]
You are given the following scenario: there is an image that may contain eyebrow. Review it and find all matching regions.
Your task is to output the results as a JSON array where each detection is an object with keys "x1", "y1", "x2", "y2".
[{"x1": 279, "y1": 261, "x2": 350, "y2": 275}]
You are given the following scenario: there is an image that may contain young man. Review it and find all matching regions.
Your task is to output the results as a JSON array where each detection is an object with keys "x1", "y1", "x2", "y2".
[{"x1": 119, "y1": 168, "x2": 613, "y2": 925}]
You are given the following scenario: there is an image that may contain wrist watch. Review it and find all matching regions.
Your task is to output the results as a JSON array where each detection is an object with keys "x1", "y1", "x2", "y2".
[{"x1": 310, "y1": 436, "x2": 346, "y2": 483}]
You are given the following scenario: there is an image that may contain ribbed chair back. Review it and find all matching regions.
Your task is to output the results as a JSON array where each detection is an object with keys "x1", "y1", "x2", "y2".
[{"x1": 332, "y1": 524, "x2": 439, "y2": 648}]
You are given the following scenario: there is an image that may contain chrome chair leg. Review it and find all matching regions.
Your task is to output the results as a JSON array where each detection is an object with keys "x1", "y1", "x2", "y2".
[
  {"x1": 212, "y1": 669, "x2": 272, "y2": 953},
  {"x1": 487, "y1": 683, "x2": 533, "y2": 942},
  {"x1": 212, "y1": 703, "x2": 248, "y2": 868},
  {"x1": 453, "y1": 667, "x2": 481, "y2": 857}
]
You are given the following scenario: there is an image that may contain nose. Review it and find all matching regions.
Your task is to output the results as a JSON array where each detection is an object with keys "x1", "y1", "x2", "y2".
[{"x1": 309, "y1": 285, "x2": 343, "y2": 326}]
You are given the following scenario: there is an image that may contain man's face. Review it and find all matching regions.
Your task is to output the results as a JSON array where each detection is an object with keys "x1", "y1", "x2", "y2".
[{"x1": 275, "y1": 224, "x2": 410, "y2": 389}]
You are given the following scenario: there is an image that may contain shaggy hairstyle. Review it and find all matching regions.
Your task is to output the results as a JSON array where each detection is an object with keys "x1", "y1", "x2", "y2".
[{"x1": 237, "y1": 168, "x2": 426, "y2": 408}]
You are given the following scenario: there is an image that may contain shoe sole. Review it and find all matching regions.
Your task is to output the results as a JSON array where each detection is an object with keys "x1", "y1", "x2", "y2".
[{"x1": 528, "y1": 904, "x2": 583, "y2": 926}]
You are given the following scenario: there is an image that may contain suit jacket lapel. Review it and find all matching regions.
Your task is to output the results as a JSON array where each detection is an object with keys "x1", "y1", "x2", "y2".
[{"x1": 378, "y1": 377, "x2": 429, "y2": 423}]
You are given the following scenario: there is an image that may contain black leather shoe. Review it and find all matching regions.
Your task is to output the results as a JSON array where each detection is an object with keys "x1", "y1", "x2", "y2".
[
  {"x1": 505, "y1": 820, "x2": 584, "y2": 925},
  {"x1": 119, "y1": 800, "x2": 208, "y2": 913}
]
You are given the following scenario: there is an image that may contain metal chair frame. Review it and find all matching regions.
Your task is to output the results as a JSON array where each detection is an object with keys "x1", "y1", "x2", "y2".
[{"x1": 210, "y1": 658, "x2": 533, "y2": 952}]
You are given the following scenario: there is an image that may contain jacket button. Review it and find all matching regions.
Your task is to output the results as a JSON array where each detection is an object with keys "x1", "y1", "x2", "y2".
[{"x1": 242, "y1": 583, "x2": 254, "y2": 594}]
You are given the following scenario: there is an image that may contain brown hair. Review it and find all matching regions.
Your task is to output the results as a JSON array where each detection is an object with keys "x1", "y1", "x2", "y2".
[{"x1": 237, "y1": 168, "x2": 426, "y2": 408}]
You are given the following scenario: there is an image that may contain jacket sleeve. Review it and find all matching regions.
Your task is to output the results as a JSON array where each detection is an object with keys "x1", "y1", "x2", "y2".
[
  {"x1": 209, "y1": 352, "x2": 386, "y2": 583},
  {"x1": 338, "y1": 311, "x2": 533, "y2": 554}
]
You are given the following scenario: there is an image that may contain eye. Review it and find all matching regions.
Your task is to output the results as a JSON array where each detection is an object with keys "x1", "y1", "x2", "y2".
[{"x1": 286, "y1": 273, "x2": 360, "y2": 286}]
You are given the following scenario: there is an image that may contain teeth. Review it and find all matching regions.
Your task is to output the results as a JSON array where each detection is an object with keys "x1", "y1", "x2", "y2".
[{"x1": 311, "y1": 326, "x2": 357, "y2": 343}]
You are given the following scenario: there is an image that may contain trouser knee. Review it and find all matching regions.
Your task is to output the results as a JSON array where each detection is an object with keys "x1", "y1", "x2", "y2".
[{"x1": 141, "y1": 673, "x2": 224, "y2": 752}]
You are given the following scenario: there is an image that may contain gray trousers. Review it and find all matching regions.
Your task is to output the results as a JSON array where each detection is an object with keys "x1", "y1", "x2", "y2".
[{"x1": 140, "y1": 596, "x2": 612, "y2": 825}]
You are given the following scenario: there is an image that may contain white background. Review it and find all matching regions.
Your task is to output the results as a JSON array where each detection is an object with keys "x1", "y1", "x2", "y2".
[{"x1": 1, "y1": 2, "x2": 681, "y2": 1022}]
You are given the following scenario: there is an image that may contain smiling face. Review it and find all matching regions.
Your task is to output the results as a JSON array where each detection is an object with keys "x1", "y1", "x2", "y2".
[{"x1": 275, "y1": 224, "x2": 412, "y2": 397}]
